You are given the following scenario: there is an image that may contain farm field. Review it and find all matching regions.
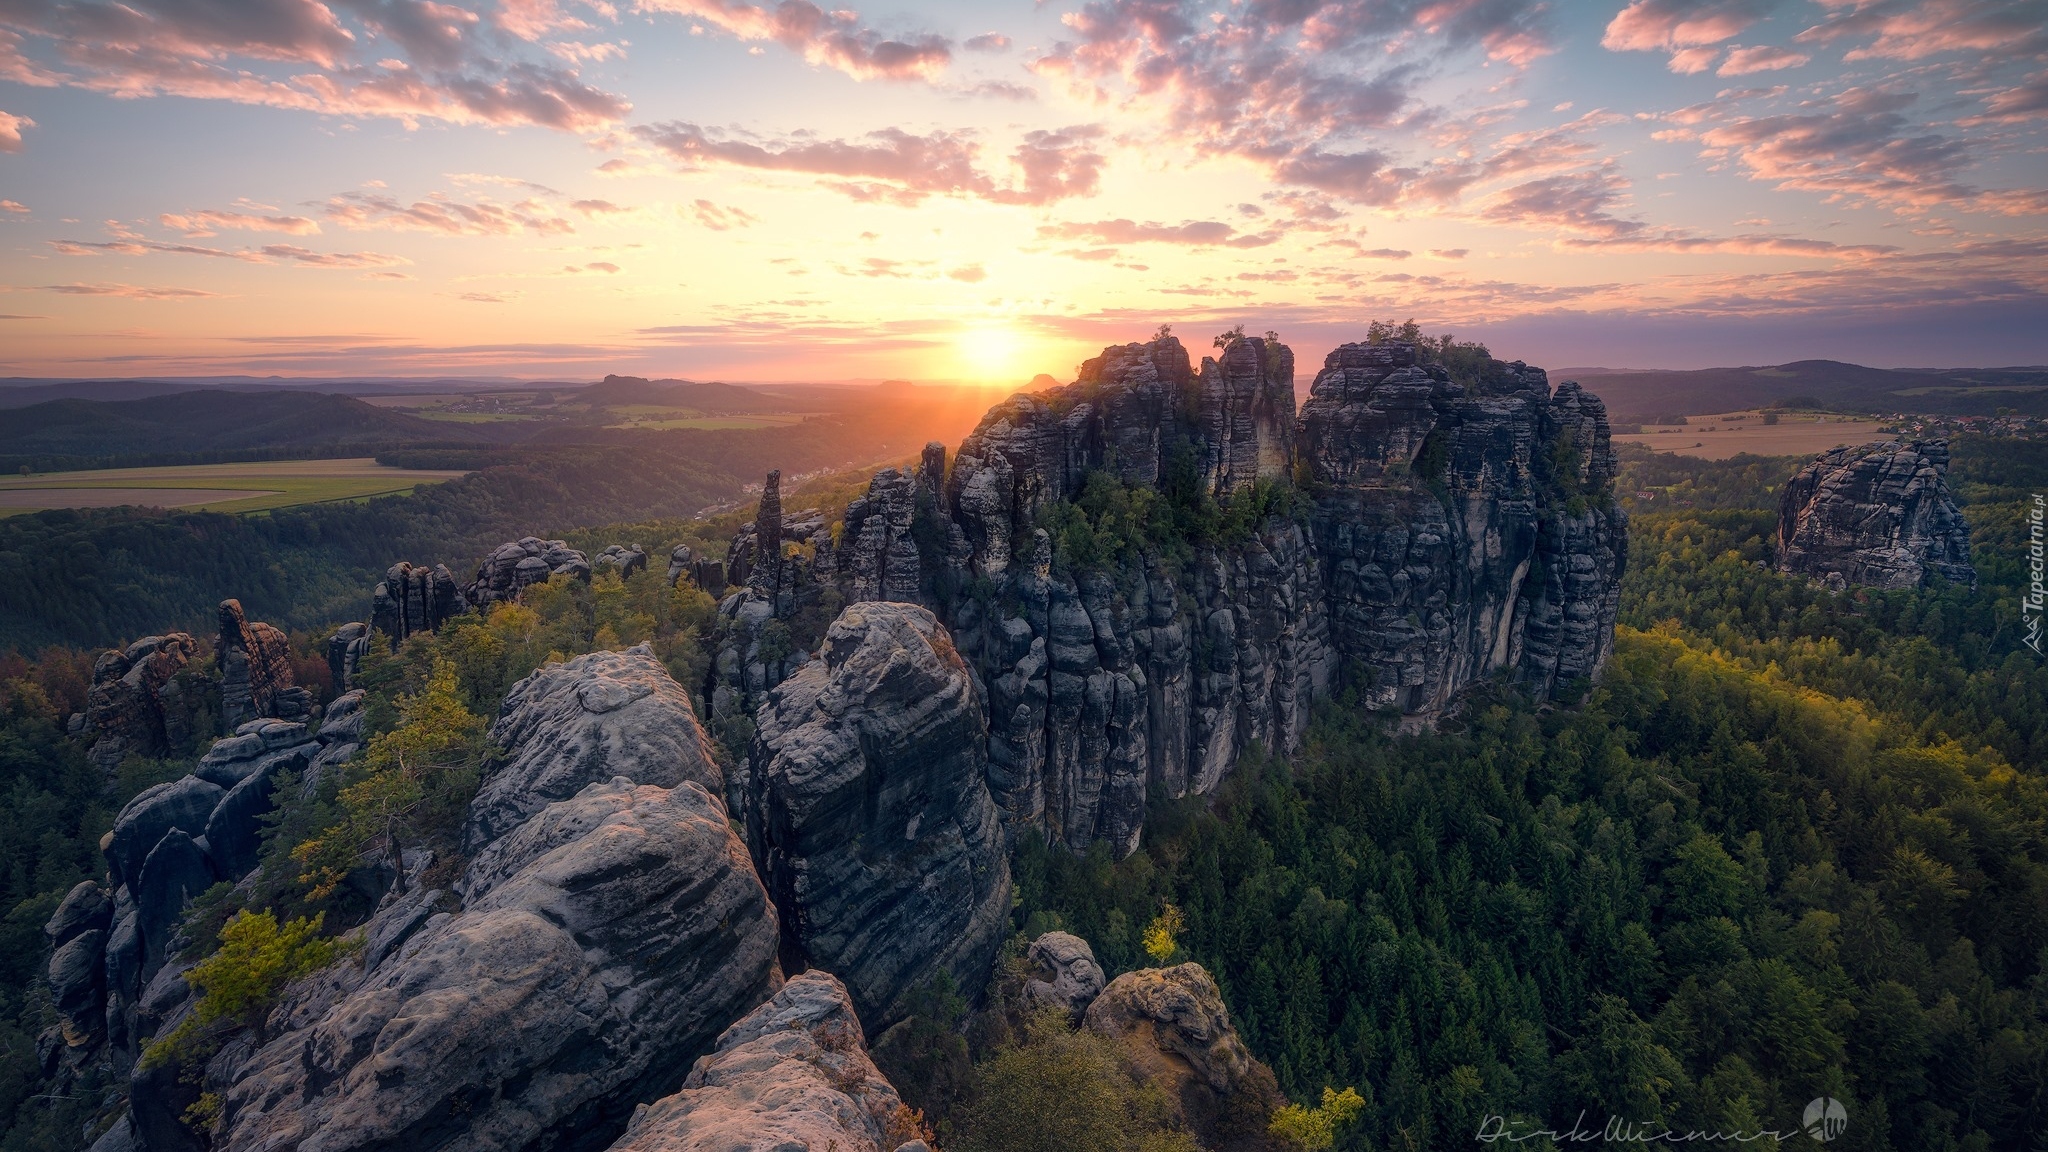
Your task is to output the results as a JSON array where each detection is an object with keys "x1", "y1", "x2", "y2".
[
  {"x1": 0, "y1": 458, "x2": 471, "y2": 516},
  {"x1": 1613, "y1": 410, "x2": 1893, "y2": 459}
]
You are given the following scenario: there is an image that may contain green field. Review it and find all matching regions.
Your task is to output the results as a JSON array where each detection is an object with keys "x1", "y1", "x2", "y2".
[{"x1": 0, "y1": 458, "x2": 471, "y2": 516}]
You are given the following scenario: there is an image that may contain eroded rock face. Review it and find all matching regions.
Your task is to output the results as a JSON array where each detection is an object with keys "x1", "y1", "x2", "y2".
[
  {"x1": 216, "y1": 599, "x2": 310, "y2": 732},
  {"x1": 709, "y1": 332, "x2": 1624, "y2": 855},
  {"x1": 81, "y1": 633, "x2": 200, "y2": 772},
  {"x1": 466, "y1": 644, "x2": 723, "y2": 853},
  {"x1": 212, "y1": 777, "x2": 783, "y2": 1152},
  {"x1": 744, "y1": 603, "x2": 1010, "y2": 1029},
  {"x1": 1023, "y1": 931, "x2": 1105, "y2": 1024},
  {"x1": 1777, "y1": 438, "x2": 1976, "y2": 590},
  {"x1": 1083, "y1": 962, "x2": 1284, "y2": 1149},
  {"x1": 371, "y1": 561, "x2": 469, "y2": 646},
  {"x1": 596, "y1": 544, "x2": 648, "y2": 578},
  {"x1": 607, "y1": 971, "x2": 908, "y2": 1152},
  {"x1": 467, "y1": 537, "x2": 592, "y2": 606}
]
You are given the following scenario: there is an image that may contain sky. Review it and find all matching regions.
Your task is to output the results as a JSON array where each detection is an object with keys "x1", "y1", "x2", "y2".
[{"x1": 0, "y1": 0, "x2": 2044, "y2": 382}]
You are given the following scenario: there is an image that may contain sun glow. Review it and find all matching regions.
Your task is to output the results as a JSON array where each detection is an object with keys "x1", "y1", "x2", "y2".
[{"x1": 955, "y1": 325, "x2": 1026, "y2": 383}]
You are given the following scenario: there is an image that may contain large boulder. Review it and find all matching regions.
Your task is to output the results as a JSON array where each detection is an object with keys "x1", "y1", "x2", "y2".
[
  {"x1": 212, "y1": 778, "x2": 783, "y2": 1152},
  {"x1": 1023, "y1": 931, "x2": 1106, "y2": 1023},
  {"x1": 105, "y1": 776, "x2": 223, "y2": 890},
  {"x1": 744, "y1": 603, "x2": 1011, "y2": 1029},
  {"x1": 1777, "y1": 438, "x2": 1976, "y2": 590},
  {"x1": 466, "y1": 645, "x2": 723, "y2": 852},
  {"x1": 81, "y1": 633, "x2": 200, "y2": 771},
  {"x1": 606, "y1": 970, "x2": 912, "y2": 1152},
  {"x1": 467, "y1": 537, "x2": 591, "y2": 605},
  {"x1": 1083, "y1": 962, "x2": 1285, "y2": 1149}
]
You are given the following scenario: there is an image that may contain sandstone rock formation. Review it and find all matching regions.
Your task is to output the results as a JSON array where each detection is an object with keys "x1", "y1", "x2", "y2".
[
  {"x1": 743, "y1": 603, "x2": 1010, "y2": 1029},
  {"x1": 327, "y1": 621, "x2": 368, "y2": 690},
  {"x1": 1777, "y1": 438, "x2": 1976, "y2": 590},
  {"x1": 466, "y1": 644, "x2": 722, "y2": 852},
  {"x1": 1083, "y1": 962, "x2": 1285, "y2": 1149},
  {"x1": 606, "y1": 971, "x2": 912, "y2": 1152},
  {"x1": 216, "y1": 599, "x2": 310, "y2": 732},
  {"x1": 371, "y1": 561, "x2": 468, "y2": 645},
  {"x1": 596, "y1": 543, "x2": 648, "y2": 578},
  {"x1": 467, "y1": 536, "x2": 592, "y2": 605},
  {"x1": 210, "y1": 778, "x2": 782, "y2": 1152},
  {"x1": 80, "y1": 633, "x2": 200, "y2": 772},
  {"x1": 667, "y1": 544, "x2": 726, "y2": 594},
  {"x1": 1022, "y1": 931, "x2": 1106, "y2": 1023},
  {"x1": 711, "y1": 332, "x2": 1625, "y2": 854}
]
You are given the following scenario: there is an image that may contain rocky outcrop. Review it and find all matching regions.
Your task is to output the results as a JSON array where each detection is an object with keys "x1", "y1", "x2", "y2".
[
  {"x1": 1777, "y1": 438, "x2": 1976, "y2": 590},
  {"x1": 210, "y1": 777, "x2": 782, "y2": 1152},
  {"x1": 328, "y1": 621, "x2": 368, "y2": 690},
  {"x1": 606, "y1": 971, "x2": 913, "y2": 1152},
  {"x1": 1023, "y1": 931, "x2": 1105, "y2": 1023},
  {"x1": 80, "y1": 633, "x2": 200, "y2": 772},
  {"x1": 596, "y1": 544, "x2": 648, "y2": 578},
  {"x1": 710, "y1": 332, "x2": 1625, "y2": 855},
  {"x1": 371, "y1": 561, "x2": 469, "y2": 646},
  {"x1": 743, "y1": 603, "x2": 1010, "y2": 1029},
  {"x1": 215, "y1": 599, "x2": 310, "y2": 732},
  {"x1": 667, "y1": 544, "x2": 726, "y2": 594},
  {"x1": 466, "y1": 645, "x2": 722, "y2": 853},
  {"x1": 467, "y1": 537, "x2": 592, "y2": 605},
  {"x1": 1083, "y1": 962, "x2": 1285, "y2": 1149}
]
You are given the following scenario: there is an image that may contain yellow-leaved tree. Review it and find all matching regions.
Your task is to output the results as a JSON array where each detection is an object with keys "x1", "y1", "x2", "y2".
[
  {"x1": 1141, "y1": 902, "x2": 1185, "y2": 965},
  {"x1": 292, "y1": 658, "x2": 487, "y2": 901},
  {"x1": 1268, "y1": 1087, "x2": 1366, "y2": 1151}
]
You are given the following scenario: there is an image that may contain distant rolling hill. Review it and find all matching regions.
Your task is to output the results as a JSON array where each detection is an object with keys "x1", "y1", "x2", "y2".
[
  {"x1": 579, "y1": 375, "x2": 796, "y2": 412},
  {"x1": 1566, "y1": 360, "x2": 2048, "y2": 422},
  {"x1": 0, "y1": 390, "x2": 505, "y2": 462}
]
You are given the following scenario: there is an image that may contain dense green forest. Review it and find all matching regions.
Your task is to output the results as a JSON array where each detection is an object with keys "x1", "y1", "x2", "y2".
[{"x1": 3, "y1": 433, "x2": 2045, "y2": 1150}]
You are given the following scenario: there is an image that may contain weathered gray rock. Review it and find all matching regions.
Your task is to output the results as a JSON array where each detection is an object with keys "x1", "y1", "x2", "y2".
[
  {"x1": 105, "y1": 776, "x2": 223, "y2": 890},
  {"x1": 606, "y1": 971, "x2": 908, "y2": 1152},
  {"x1": 1023, "y1": 931, "x2": 1106, "y2": 1023},
  {"x1": 1083, "y1": 962, "x2": 1285, "y2": 1149},
  {"x1": 712, "y1": 331, "x2": 1625, "y2": 859},
  {"x1": 744, "y1": 603, "x2": 1010, "y2": 1029},
  {"x1": 46, "y1": 880, "x2": 112, "y2": 945},
  {"x1": 216, "y1": 599, "x2": 310, "y2": 732},
  {"x1": 1777, "y1": 438, "x2": 1975, "y2": 590},
  {"x1": 133, "y1": 829, "x2": 214, "y2": 981},
  {"x1": 596, "y1": 544, "x2": 648, "y2": 578},
  {"x1": 466, "y1": 644, "x2": 722, "y2": 852},
  {"x1": 328, "y1": 621, "x2": 369, "y2": 690},
  {"x1": 213, "y1": 778, "x2": 783, "y2": 1152},
  {"x1": 372, "y1": 561, "x2": 469, "y2": 645},
  {"x1": 194, "y1": 718, "x2": 313, "y2": 789},
  {"x1": 667, "y1": 545, "x2": 726, "y2": 594},
  {"x1": 82, "y1": 633, "x2": 200, "y2": 771},
  {"x1": 49, "y1": 928, "x2": 107, "y2": 1043},
  {"x1": 468, "y1": 536, "x2": 591, "y2": 605}
]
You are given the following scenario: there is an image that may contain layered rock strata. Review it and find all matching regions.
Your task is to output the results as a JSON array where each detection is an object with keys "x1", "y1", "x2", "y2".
[
  {"x1": 606, "y1": 971, "x2": 912, "y2": 1152},
  {"x1": 713, "y1": 333, "x2": 1625, "y2": 854},
  {"x1": 1083, "y1": 962, "x2": 1285, "y2": 1150},
  {"x1": 371, "y1": 561, "x2": 468, "y2": 646},
  {"x1": 215, "y1": 599, "x2": 310, "y2": 731},
  {"x1": 467, "y1": 537, "x2": 592, "y2": 605},
  {"x1": 742, "y1": 603, "x2": 1010, "y2": 1029},
  {"x1": 80, "y1": 633, "x2": 200, "y2": 772},
  {"x1": 209, "y1": 777, "x2": 782, "y2": 1152},
  {"x1": 1777, "y1": 438, "x2": 1976, "y2": 590},
  {"x1": 466, "y1": 645, "x2": 723, "y2": 853}
]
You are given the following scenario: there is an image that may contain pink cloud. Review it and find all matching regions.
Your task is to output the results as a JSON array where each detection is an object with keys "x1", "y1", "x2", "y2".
[
  {"x1": 1719, "y1": 44, "x2": 1809, "y2": 73},
  {"x1": 0, "y1": 200, "x2": 28, "y2": 213},
  {"x1": 638, "y1": 0, "x2": 953, "y2": 81},
  {"x1": 160, "y1": 209, "x2": 322, "y2": 236},
  {"x1": 1603, "y1": 0, "x2": 1781, "y2": 52},
  {"x1": 1036, "y1": 219, "x2": 1279, "y2": 247},
  {"x1": 1797, "y1": 0, "x2": 2048, "y2": 62},
  {"x1": 0, "y1": 110, "x2": 33, "y2": 152},
  {"x1": 0, "y1": 0, "x2": 630, "y2": 131},
  {"x1": 688, "y1": 199, "x2": 758, "y2": 229},
  {"x1": 39, "y1": 282, "x2": 223, "y2": 299},
  {"x1": 323, "y1": 190, "x2": 577, "y2": 234},
  {"x1": 633, "y1": 121, "x2": 1105, "y2": 207}
]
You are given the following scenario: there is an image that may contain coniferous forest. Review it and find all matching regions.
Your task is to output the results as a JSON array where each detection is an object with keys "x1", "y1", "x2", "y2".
[{"x1": 2, "y1": 434, "x2": 2045, "y2": 1151}]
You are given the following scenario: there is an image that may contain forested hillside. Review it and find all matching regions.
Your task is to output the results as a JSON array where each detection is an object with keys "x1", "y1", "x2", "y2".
[{"x1": 999, "y1": 437, "x2": 2048, "y2": 1149}]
